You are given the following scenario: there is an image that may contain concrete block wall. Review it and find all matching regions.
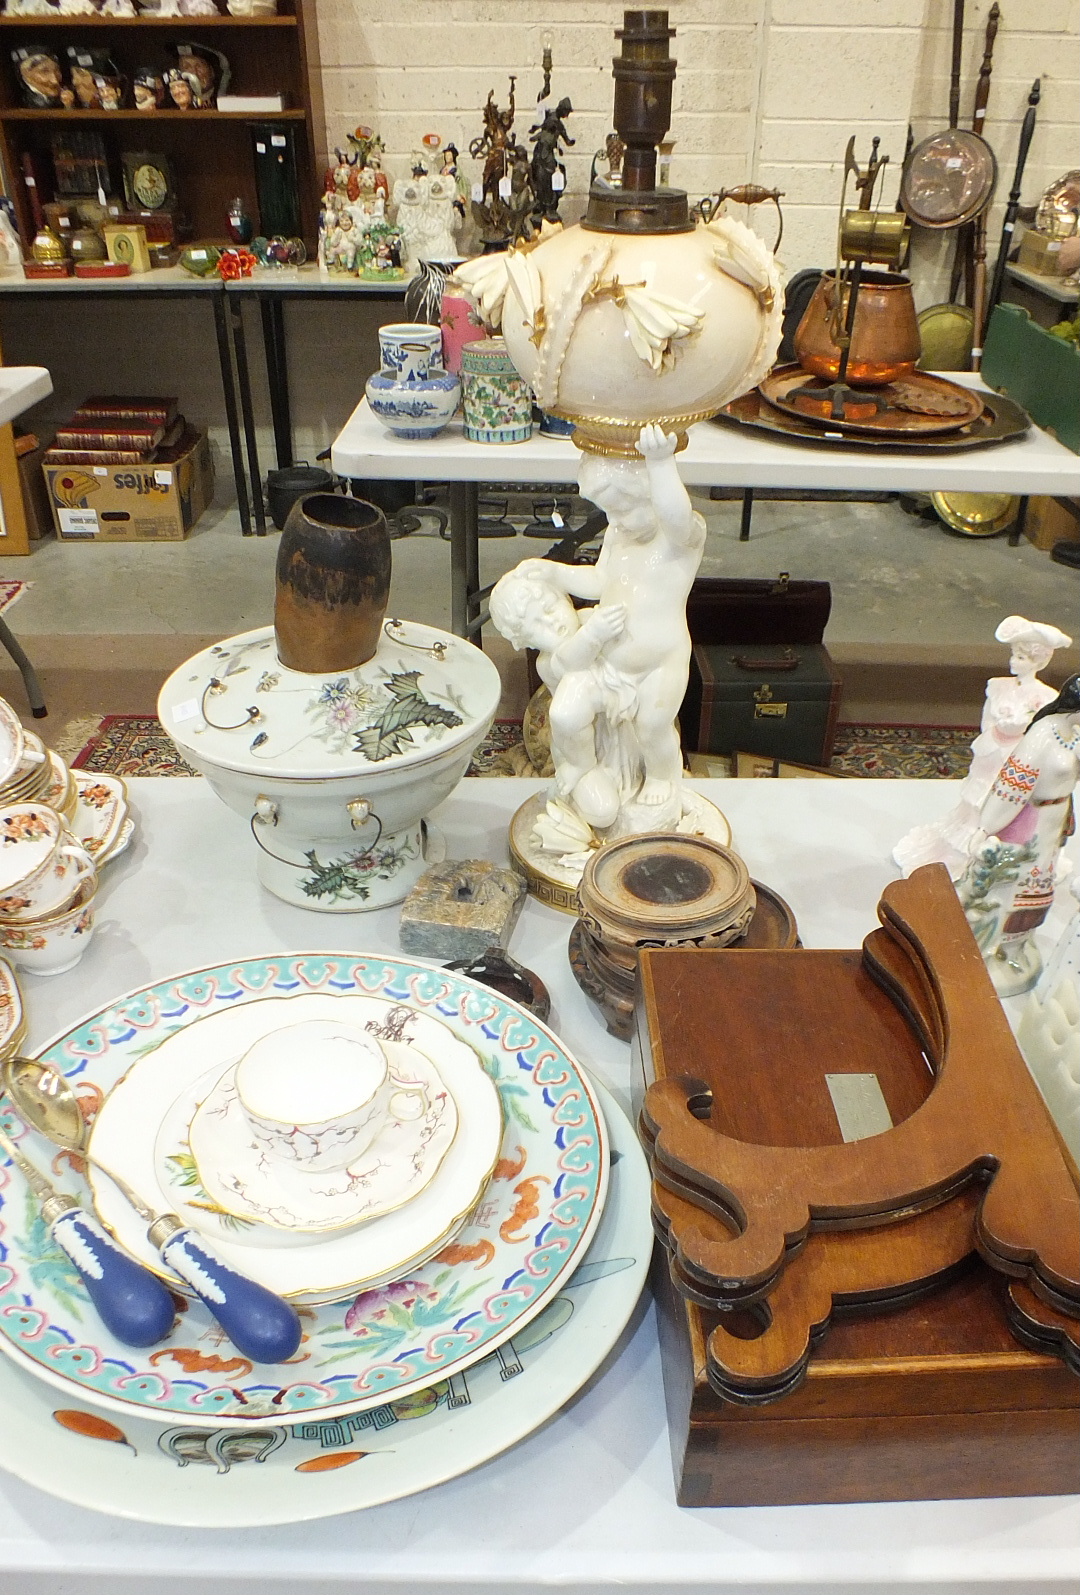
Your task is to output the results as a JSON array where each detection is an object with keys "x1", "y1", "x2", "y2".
[{"x1": 3, "y1": 0, "x2": 1076, "y2": 486}]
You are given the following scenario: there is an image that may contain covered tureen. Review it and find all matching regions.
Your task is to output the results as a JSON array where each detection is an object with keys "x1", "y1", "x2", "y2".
[{"x1": 159, "y1": 619, "x2": 500, "y2": 911}]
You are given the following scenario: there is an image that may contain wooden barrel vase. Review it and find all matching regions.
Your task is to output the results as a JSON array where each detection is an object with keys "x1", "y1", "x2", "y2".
[{"x1": 275, "y1": 494, "x2": 392, "y2": 673}]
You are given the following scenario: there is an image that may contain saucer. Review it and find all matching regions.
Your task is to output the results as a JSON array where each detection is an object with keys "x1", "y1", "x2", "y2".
[
  {"x1": 71, "y1": 772, "x2": 127, "y2": 862},
  {"x1": 183, "y1": 1040, "x2": 458, "y2": 1234},
  {"x1": 109, "y1": 990, "x2": 503, "y2": 1302}
]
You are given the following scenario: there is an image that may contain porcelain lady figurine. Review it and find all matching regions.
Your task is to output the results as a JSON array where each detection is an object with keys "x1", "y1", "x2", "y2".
[
  {"x1": 1017, "y1": 874, "x2": 1080, "y2": 1162},
  {"x1": 894, "y1": 616, "x2": 1072, "y2": 878},
  {"x1": 958, "y1": 674, "x2": 1080, "y2": 997}
]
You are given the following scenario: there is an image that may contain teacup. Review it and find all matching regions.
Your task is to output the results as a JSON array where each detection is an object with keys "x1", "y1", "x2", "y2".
[
  {"x1": 0, "y1": 805, "x2": 96, "y2": 922},
  {"x1": 235, "y1": 1019, "x2": 429, "y2": 1173},
  {"x1": 0, "y1": 877, "x2": 96, "y2": 977},
  {"x1": 0, "y1": 700, "x2": 26, "y2": 791}
]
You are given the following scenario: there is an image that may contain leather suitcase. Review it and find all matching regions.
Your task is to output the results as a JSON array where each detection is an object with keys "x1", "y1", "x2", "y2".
[
  {"x1": 686, "y1": 573, "x2": 831, "y2": 645},
  {"x1": 682, "y1": 641, "x2": 842, "y2": 764}
]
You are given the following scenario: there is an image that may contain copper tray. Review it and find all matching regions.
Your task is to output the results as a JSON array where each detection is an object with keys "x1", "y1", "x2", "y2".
[
  {"x1": 760, "y1": 366, "x2": 985, "y2": 438},
  {"x1": 713, "y1": 383, "x2": 1029, "y2": 454}
]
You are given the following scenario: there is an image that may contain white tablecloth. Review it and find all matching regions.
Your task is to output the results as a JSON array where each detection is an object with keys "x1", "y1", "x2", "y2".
[{"x1": 0, "y1": 776, "x2": 1076, "y2": 1595}]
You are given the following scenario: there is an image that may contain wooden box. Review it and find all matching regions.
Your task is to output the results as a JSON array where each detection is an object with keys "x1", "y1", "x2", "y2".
[
  {"x1": 681, "y1": 642, "x2": 841, "y2": 765},
  {"x1": 633, "y1": 939, "x2": 1080, "y2": 1506},
  {"x1": 654, "y1": 1253, "x2": 1080, "y2": 1507}
]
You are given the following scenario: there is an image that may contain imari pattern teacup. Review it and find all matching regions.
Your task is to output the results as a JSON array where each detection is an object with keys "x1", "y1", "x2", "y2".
[{"x1": 0, "y1": 804, "x2": 96, "y2": 922}]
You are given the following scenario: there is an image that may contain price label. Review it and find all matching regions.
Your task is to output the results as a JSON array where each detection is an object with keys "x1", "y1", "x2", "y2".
[
  {"x1": 93, "y1": 467, "x2": 107, "y2": 476},
  {"x1": 58, "y1": 509, "x2": 98, "y2": 537},
  {"x1": 552, "y1": 170, "x2": 565, "y2": 192},
  {"x1": 154, "y1": 469, "x2": 172, "y2": 485},
  {"x1": 471, "y1": 182, "x2": 483, "y2": 202},
  {"x1": 190, "y1": 249, "x2": 207, "y2": 260},
  {"x1": 255, "y1": 142, "x2": 267, "y2": 155},
  {"x1": 171, "y1": 698, "x2": 200, "y2": 725},
  {"x1": 945, "y1": 157, "x2": 963, "y2": 169},
  {"x1": 498, "y1": 175, "x2": 512, "y2": 199},
  {"x1": 551, "y1": 509, "x2": 564, "y2": 527},
  {"x1": 271, "y1": 134, "x2": 287, "y2": 148}
]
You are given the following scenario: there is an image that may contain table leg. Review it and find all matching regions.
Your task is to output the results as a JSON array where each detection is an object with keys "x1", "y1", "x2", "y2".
[
  {"x1": 211, "y1": 289, "x2": 253, "y2": 537},
  {"x1": 464, "y1": 482, "x2": 481, "y2": 637},
  {"x1": 261, "y1": 295, "x2": 293, "y2": 470},
  {"x1": 229, "y1": 295, "x2": 268, "y2": 536},
  {"x1": 740, "y1": 487, "x2": 754, "y2": 542},
  {"x1": 0, "y1": 614, "x2": 46, "y2": 717},
  {"x1": 1008, "y1": 494, "x2": 1029, "y2": 548},
  {"x1": 449, "y1": 481, "x2": 468, "y2": 637},
  {"x1": 449, "y1": 483, "x2": 483, "y2": 641}
]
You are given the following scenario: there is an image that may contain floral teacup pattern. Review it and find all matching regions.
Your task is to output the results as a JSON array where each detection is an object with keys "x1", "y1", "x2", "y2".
[{"x1": 0, "y1": 804, "x2": 96, "y2": 921}]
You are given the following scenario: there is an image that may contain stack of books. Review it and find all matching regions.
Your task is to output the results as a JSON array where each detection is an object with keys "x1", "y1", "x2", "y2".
[{"x1": 43, "y1": 396, "x2": 186, "y2": 467}]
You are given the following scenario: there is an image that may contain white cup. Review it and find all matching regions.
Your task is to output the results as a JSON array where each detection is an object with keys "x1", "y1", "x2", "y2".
[
  {"x1": 0, "y1": 805, "x2": 96, "y2": 922},
  {"x1": 0, "y1": 877, "x2": 96, "y2": 977},
  {"x1": 235, "y1": 1019, "x2": 428, "y2": 1173}
]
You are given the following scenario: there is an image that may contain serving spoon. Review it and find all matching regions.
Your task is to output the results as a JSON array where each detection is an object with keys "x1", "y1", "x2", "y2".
[{"x1": 3, "y1": 1055, "x2": 302, "y2": 1366}]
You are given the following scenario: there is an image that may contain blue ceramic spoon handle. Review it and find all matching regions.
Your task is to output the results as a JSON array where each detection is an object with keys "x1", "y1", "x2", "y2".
[
  {"x1": 49, "y1": 1202, "x2": 178, "y2": 1349},
  {"x1": 153, "y1": 1221, "x2": 302, "y2": 1365}
]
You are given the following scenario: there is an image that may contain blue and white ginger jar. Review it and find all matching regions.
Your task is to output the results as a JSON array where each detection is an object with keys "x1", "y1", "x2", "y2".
[{"x1": 366, "y1": 321, "x2": 460, "y2": 441}]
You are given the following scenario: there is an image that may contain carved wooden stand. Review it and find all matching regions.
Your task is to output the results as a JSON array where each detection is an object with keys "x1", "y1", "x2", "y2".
[{"x1": 636, "y1": 865, "x2": 1079, "y2": 1501}]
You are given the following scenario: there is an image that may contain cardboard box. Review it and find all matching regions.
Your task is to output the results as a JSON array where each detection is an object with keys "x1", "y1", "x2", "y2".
[
  {"x1": 44, "y1": 430, "x2": 214, "y2": 542},
  {"x1": 1023, "y1": 494, "x2": 1080, "y2": 552}
]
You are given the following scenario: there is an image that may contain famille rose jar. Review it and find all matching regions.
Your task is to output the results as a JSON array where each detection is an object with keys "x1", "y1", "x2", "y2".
[
  {"x1": 460, "y1": 338, "x2": 533, "y2": 443},
  {"x1": 440, "y1": 288, "x2": 488, "y2": 375},
  {"x1": 159, "y1": 619, "x2": 500, "y2": 912}
]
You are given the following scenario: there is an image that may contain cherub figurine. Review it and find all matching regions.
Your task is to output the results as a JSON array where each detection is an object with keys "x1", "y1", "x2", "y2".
[
  {"x1": 492, "y1": 424, "x2": 706, "y2": 845},
  {"x1": 489, "y1": 574, "x2": 627, "y2": 825},
  {"x1": 894, "y1": 615, "x2": 1072, "y2": 878},
  {"x1": 529, "y1": 95, "x2": 574, "y2": 222}
]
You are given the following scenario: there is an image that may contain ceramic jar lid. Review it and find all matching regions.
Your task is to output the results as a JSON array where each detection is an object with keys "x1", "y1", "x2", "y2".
[
  {"x1": 159, "y1": 620, "x2": 501, "y2": 780},
  {"x1": 578, "y1": 833, "x2": 755, "y2": 949}
]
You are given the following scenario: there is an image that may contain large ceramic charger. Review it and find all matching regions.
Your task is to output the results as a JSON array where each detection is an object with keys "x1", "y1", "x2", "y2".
[
  {"x1": 900, "y1": 129, "x2": 996, "y2": 229},
  {"x1": 0, "y1": 954, "x2": 608, "y2": 1430},
  {"x1": 0, "y1": 1081, "x2": 648, "y2": 1528}
]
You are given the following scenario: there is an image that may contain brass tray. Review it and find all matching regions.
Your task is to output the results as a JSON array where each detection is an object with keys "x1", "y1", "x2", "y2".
[
  {"x1": 760, "y1": 366, "x2": 985, "y2": 438},
  {"x1": 713, "y1": 384, "x2": 1029, "y2": 454}
]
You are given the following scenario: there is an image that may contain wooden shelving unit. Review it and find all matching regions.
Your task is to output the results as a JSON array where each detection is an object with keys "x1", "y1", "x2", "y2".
[{"x1": 0, "y1": 1, "x2": 323, "y2": 247}]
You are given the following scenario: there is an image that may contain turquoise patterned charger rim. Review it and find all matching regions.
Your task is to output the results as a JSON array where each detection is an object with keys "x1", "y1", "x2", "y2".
[{"x1": 0, "y1": 954, "x2": 608, "y2": 1429}]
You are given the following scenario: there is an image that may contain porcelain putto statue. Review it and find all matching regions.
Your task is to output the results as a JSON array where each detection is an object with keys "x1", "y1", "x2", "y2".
[
  {"x1": 895, "y1": 615, "x2": 1072, "y2": 879},
  {"x1": 958, "y1": 673, "x2": 1080, "y2": 997},
  {"x1": 491, "y1": 423, "x2": 720, "y2": 868}
]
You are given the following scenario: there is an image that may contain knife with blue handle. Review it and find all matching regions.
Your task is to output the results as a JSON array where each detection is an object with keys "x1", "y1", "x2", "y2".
[{"x1": 0, "y1": 1123, "x2": 177, "y2": 1348}]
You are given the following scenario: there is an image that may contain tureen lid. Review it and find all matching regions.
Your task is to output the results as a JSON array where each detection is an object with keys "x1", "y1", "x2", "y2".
[{"x1": 158, "y1": 620, "x2": 501, "y2": 780}]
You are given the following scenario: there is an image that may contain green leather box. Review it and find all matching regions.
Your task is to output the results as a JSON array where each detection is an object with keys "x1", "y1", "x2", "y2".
[{"x1": 682, "y1": 642, "x2": 842, "y2": 766}]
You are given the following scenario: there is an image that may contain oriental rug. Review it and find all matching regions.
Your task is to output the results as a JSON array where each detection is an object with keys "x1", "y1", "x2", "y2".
[{"x1": 69, "y1": 715, "x2": 977, "y2": 782}]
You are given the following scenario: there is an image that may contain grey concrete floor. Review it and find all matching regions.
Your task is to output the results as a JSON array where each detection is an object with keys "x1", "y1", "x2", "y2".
[{"x1": 2, "y1": 491, "x2": 1076, "y2": 646}]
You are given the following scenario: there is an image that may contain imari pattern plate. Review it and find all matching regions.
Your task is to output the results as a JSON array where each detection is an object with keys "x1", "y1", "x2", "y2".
[{"x1": 0, "y1": 954, "x2": 608, "y2": 1429}]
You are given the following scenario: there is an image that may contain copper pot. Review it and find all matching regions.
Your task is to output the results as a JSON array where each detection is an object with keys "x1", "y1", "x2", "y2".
[{"x1": 794, "y1": 269, "x2": 921, "y2": 387}]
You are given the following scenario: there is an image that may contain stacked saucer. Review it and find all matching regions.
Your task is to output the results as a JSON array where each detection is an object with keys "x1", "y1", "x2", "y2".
[
  {"x1": 0, "y1": 694, "x2": 133, "y2": 870},
  {"x1": 120, "y1": 1007, "x2": 508, "y2": 1304}
]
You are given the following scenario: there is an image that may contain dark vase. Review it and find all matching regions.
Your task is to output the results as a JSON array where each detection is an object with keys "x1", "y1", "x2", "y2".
[
  {"x1": 275, "y1": 494, "x2": 391, "y2": 674},
  {"x1": 403, "y1": 260, "x2": 456, "y2": 326}
]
